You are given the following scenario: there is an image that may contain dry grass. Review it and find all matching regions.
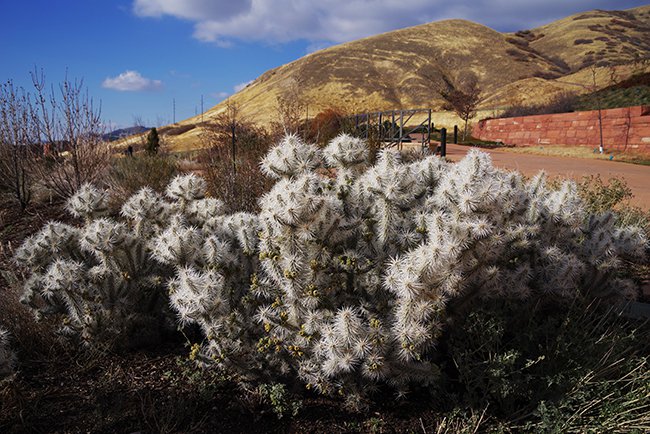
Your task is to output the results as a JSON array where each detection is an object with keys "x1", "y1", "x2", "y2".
[{"x1": 498, "y1": 144, "x2": 650, "y2": 165}]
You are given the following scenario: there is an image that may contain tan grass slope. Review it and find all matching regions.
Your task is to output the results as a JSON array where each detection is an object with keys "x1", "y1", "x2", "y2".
[{"x1": 150, "y1": 5, "x2": 650, "y2": 149}]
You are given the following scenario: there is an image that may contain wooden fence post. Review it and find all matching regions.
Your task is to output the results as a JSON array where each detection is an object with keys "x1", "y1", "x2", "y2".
[{"x1": 440, "y1": 127, "x2": 447, "y2": 158}]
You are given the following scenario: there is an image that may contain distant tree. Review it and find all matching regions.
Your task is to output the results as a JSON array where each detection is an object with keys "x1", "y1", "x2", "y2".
[
  {"x1": 146, "y1": 127, "x2": 160, "y2": 155},
  {"x1": 438, "y1": 74, "x2": 483, "y2": 141},
  {"x1": 273, "y1": 77, "x2": 308, "y2": 139}
]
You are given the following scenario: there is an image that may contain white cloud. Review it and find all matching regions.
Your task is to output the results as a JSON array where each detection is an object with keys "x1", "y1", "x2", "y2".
[
  {"x1": 212, "y1": 91, "x2": 230, "y2": 100},
  {"x1": 133, "y1": 0, "x2": 251, "y2": 21},
  {"x1": 102, "y1": 70, "x2": 163, "y2": 92},
  {"x1": 233, "y1": 80, "x2": 253, "y2": 93},
  {"x1": 132, "y1": 0, "x2": 646, "y2": 45}
]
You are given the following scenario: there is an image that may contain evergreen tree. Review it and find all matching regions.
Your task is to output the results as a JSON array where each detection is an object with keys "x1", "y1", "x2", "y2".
[{"x1": 146, "y1": 127, "x2": 160, "y2": 155}]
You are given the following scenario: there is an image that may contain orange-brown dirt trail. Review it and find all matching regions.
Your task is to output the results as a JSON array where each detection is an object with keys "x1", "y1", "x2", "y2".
[{"x1": 446, "y1": 144, "x2": 650, "y2": 210}]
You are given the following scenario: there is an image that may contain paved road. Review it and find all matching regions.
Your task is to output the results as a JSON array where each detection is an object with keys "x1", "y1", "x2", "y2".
[{"x1": 445, "y1": 144, "x2": 650, "y2": 210}]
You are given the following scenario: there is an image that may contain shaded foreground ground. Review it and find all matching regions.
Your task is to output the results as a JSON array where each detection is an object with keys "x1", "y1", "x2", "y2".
[{"x1": 446, "y1": 144, "x2": 650, "y2": 210}]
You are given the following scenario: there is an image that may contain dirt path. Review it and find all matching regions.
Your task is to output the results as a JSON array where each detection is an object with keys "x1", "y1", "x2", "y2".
[{"x1": 445, "y1": 144, "x2": 650, "y2": 210}]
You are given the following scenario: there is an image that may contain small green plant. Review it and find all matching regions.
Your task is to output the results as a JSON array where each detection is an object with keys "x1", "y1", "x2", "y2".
[
  {"x1": 163, "y1": 356, "x2": 231, "y2": 402},
  {"x1": 578, "y1": 174, "x2": 650, "y2": 238},
  {"x1": 364, "y1": 416, "x2": 385, "y2": 433},
  {"x1": 449, "y1": 299, "x2": 650, "y2": 430},
  {"x1": 578, "y1": 175, "x2": 633, "y2": 213},
  {"x1": 257, "y1": 382, "x2": 302, "y2": 419}
]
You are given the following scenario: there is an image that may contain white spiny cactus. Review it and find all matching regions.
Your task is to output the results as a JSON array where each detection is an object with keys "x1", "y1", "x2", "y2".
[
  {"x1": 166, "y1": 173, "x2": 207, "y2": 203},
  {"x1": 66, "y1": 183, "x2": 109, "y2": 221},
  {"x1": 121, "y1": 187, "x2": 170, "y2": 235},
  {"x1": 15, "y1": 133, "x2": 648, "y2": 401},
  {"x1": 323, "y1": 133, "x2": 369, "y2": 183},
  {"x1": 250, "y1": 137, "x2": 646, "y2": 400},
  {"x1": 260, "y1": 134, "x2": 321, "y2": 179},
  {"x1": 150, "y1": 215, "x2": 203, "y2": 266},
  {"x1": 15, "y1": 181, "x2": 210, "y2": 347}
]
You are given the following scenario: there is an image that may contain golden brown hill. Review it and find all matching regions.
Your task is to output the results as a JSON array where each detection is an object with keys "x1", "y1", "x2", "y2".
[
  {"x1": 526, "y1": 6, "x2": 650, "y2": 72},
  {"x1": 138, "y1": 5, "x2": 650, "y2": 150}
]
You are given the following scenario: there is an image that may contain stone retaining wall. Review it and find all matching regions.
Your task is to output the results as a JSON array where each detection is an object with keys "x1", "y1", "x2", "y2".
[{"x1": 472, "y1": 105, "x2": 650, "y2": 154}]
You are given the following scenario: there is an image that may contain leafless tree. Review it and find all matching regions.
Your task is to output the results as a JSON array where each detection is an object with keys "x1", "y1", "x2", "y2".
[
  {"x1": 438, "y1": 73, "x2": 483, "y2": 141},
  {"x1": 0, "y1": 81, "x2": 37, "y2": 210},
  {"x1": 200, "y1": 100, "x2": 272, "y2": 212},
  {"x1": 30, "y1": 69, "x2": 109, "y2": 198},
  {"x1": 274, "y1": 77, "x2": 308, "y2": 138}
]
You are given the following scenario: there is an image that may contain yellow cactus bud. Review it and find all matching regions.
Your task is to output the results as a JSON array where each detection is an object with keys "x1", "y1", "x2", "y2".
[{"x1": 189, "y1": 343, "x2": 201, "y2": 361}]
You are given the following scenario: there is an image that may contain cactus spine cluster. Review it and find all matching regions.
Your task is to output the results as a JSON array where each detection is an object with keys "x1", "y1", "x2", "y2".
[{"x1": 15, "y1": 133, "x2": 647, "y2": 403}]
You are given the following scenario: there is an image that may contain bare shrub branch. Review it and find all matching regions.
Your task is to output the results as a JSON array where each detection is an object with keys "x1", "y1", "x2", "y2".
[
  {"x1": 30, "y1": 69, "x2": 110, "y2": 199},
  {"x1": 0, "y1": 81, "x2": 37, "y2": 210},
  {"x1": 200, "y1": 100, "x2": 272, "y2": 212},
  {"x1": 437, "y1": 73, "x2": 483, "y2": 141}
]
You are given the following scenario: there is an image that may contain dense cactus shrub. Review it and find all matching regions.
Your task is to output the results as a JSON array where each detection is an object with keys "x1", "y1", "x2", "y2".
[
  {"x1": 158, "y1": 133, "x2": 646, "y2": 406},
  {"x1": 14, "y1": 171, "x2": 261, "y2": 353},
  {"x1": 15, "y1": 182, "x2": 178, "y2": 349},
  {"x1": 14, "y1": 133, "x2": 647, "y2": 403},
  {"x1": 0, "y1": 328, "x2": 16, "y2": 379}
]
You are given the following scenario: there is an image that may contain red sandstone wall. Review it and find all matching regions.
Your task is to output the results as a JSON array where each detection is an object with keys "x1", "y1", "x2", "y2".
[{"x1": 473, "y1": 105, "x2": 650, "y2": 154}]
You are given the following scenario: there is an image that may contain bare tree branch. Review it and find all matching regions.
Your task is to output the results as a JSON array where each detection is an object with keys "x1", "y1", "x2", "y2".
[
  {"x1": 29, "y1": 69, "x2": 110, "y2": 198},
  {"x1": 0, "y1": 81, "x2": 37, "y2": 210},
  {"x1": 437, "y1": 73, "x2": 483, "y2": 141}
]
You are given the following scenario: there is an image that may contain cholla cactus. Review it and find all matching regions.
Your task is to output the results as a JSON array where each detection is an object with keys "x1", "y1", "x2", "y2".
[
  {"x1": 147, "y1": 176, "x2": 264, "y2": 373},
  {"x1": 256, "y1": 134, "x2": 646, "y2": 403},
  {"x1": 15, "y1": 133, "x2": 648, "y2": 402},
  {"x1": 166, "y1": 173, "x2": 207, "y2": 204},
  {"x1": 67, "y1": 183, "x2": 109, "y2": 221},
  {"x1": 149, "y1": 134, "x2": 646, "y2": 405},
  {"x1": 260, "y1": 134, "x2": 321, "y2": 179},
  {"x1": 0, "y1": 328, "x2": 16, "y2": 380},
  {"x1": 15, "y1": 183, "x2": 180, "y2": 348}
]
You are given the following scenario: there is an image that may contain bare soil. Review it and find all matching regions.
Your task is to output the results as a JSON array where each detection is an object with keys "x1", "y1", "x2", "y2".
[{"x1": 446, "y1": 144, "x2": 650, "y2": 209}]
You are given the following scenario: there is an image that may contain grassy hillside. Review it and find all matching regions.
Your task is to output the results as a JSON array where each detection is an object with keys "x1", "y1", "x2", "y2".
[
  {"x1": 527, "y1": 5, "x2": 650, "y2": 72},
  {"x1": 576, "y1": 71, "x2": 650, "y2": 110},
  {"x1": 124, "y1": 5, "x2": 650, "y2": 151}
]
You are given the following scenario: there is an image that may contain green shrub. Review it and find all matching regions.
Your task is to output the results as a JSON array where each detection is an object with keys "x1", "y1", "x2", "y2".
[
  {"x1": 449, "y1": 299, "x2": 649, "y2": 431},
  {"x1": 257, "y1": 382, "x2": 302, "y2": 419},
  {"x1": 578, "y1": 174, "x2": 650, "y2": 234},
  {"x1": 107, "y1": 153, "x2": 179, "y2": 209}
]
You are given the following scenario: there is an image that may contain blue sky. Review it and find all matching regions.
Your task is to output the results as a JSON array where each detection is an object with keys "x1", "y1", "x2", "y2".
[{"x1": 1, "y1": 0, "x2": 646, "y2": 129}]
